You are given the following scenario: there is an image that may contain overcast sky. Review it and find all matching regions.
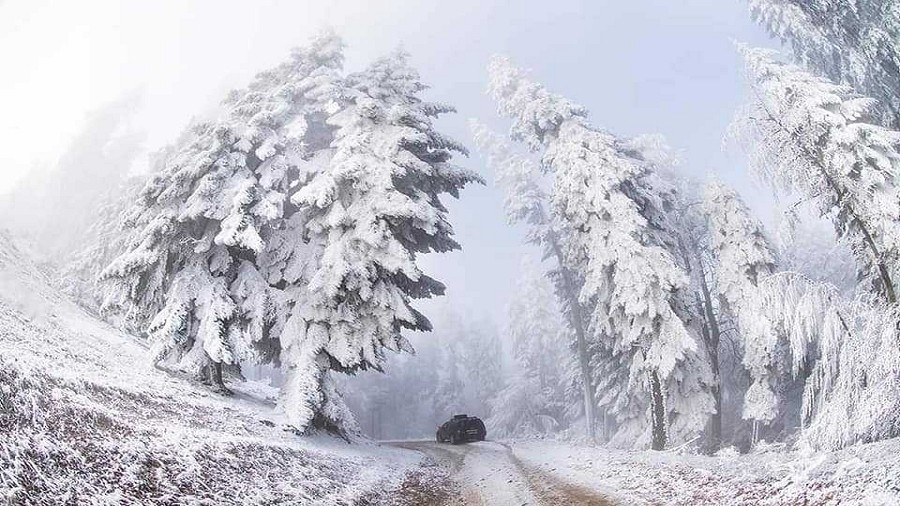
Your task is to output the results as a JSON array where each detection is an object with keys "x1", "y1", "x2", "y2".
[{"x1": 0, "y1": 0, "x2": 777, "y2": 325}]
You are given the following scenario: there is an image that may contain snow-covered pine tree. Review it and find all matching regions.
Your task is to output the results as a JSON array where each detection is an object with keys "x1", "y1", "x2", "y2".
[
  {"x1": 732, "y1": 46, "x2": 900, "y2": 306},
  {"x1": 470, "y1": 120, "x2": 598, "y2": 440},
  {"x1": 487, "y1": 56, "x2": 714, "y2": 450},
  {"x1": 748, "y1": 0, "x2": 900, "y2": 128},
  {"x1": 282, "y1": 51, "x2": 481, "y2": 431},
  {"x1": 102, "y1": 33, "x2": 345, "y2": 394},
  {"x1": 657, "y1": 177, "x2": 725, "y2": 452},
  {"x1": 488, "y1": 257, "x2": 568, "y2": 437},
  {"x1": 702, "y1": 181, "x2": 780, "y2": 441},
  {"x1": 642, "y1": 170, "x2": 722, "y2": 451}
]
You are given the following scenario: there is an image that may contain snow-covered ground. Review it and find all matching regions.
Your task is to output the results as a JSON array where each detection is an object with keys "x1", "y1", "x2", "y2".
[
  {"x1": 512, "y1": 439, "x2": 900, "y2": 505},
  {"x1": 4, "y1": 229, "x2": 900, "y2": 506},
  {"x1": 0, "y1": 233, "x2": 423, "y2": 505}
]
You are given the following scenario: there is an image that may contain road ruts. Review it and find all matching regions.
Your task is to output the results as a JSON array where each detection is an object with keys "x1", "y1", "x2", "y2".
[{"x1": 386, "y1": 441, "x2": 616, "y2": 506}]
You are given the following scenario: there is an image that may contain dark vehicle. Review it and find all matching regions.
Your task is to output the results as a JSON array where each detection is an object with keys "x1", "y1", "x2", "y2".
[{"x1": 436, "y1": 414, "x2": 486, "y2": 444}]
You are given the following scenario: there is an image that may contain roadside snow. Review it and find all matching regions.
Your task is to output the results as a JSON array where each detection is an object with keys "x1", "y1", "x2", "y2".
[{"x1": 512, "y1": 439, "x2": 900, "y2": 505}]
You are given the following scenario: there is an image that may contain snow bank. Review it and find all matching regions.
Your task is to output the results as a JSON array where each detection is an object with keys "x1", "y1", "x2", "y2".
[{"x1": 512, "y1": 440, "x2": 900, "y2": 505}]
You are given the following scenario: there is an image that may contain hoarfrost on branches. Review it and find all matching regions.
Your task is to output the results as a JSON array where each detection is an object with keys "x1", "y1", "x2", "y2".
[
  {"x1": 748, "y1": 0, "x2": 900, "y2": 128},
  {"x1": 731, "y1": 45, "x2": 900, "y2": 304},
  {"x1": 745, "y1": 272, "x2": 900, "y2": 449}
]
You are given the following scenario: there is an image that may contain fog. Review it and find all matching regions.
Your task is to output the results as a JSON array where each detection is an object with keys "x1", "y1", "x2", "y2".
[{"x1": 0, "y1": 0, "x2": 777, "y2": 323}]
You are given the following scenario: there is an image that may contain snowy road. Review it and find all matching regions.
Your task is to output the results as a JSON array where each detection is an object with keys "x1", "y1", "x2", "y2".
[{"x1": 388, "y1": 441, "x2": 615, "y2": 505}]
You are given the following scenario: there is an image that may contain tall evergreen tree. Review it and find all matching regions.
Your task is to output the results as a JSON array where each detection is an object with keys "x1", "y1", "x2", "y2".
[
  {"x1": 103, "y1": 33, "x2": 344, "y2": 394},
  {"x1": 282, "y1": 51, "x2": 481, "y2": 431},
  {"x1": 702, "y1": 181, "x2": 779, "y2": 441},
  {"x1": 470, "y1": 120, "x2": 599, "y2": 440},
  {"x1": 486, "y1": 56, "x2": 714, "y2": 450},
  {"x1": 103, "y1": 34, "x2": 478, "y2": 433}
]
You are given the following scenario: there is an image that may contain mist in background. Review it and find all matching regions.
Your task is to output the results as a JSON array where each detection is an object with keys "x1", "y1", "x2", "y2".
[{"x1": 0, "y1": 0, "x2": 780, "y2": 329}]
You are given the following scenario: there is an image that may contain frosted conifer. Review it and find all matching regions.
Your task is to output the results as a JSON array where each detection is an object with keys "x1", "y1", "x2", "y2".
[
  {"x1": 470, "y1": 120, "x2": 600, "y2": 439},
  {"x1": 103, "y1": 34, "x2": 345, "y2": 393},
  {"x1": 702, "y1": 181, "x2": 779, "y2": 426},
  {"x1": 748, "y1": 0, "x2": 900, "y2": 127},
  {"x1": 486, "y1": 56, "x2": 713, "y2": 449},
  {"x1": 279, "y1": 50, "x2": 481, "y2": 430}
]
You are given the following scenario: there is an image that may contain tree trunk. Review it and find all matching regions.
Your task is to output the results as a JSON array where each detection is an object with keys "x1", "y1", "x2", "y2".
[
  {"x1": 550, "y1": 240, "x2": 597, "y2": 441},
  {"x1": 650, "y1": 369, "x2": 667, "y2": 451},
  {"x1": 210, "y1": 361, "x2": 232, "y2": 395},
  {"x1": 575, "y1": 328, "x2": 597, "y2": 441},
  {"x1": 697, "y1": 260, "x2": 722, "y2": 453},
  {"x1": 708, "y1": 376, "x2": 722, "y2": 453},
  {"x1": 600, "y1": 409, "x2": 611, "y2": 442}
]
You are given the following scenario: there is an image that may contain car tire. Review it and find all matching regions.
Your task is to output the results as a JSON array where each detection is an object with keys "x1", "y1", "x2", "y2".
[{"x1": 449, "y1": 433, "x2": 457, "y2": 445}]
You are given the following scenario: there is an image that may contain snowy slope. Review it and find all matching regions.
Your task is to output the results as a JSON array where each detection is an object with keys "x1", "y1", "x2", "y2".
[{"x1": 0, "y1": 231, "x2": 422, "y2": 505}]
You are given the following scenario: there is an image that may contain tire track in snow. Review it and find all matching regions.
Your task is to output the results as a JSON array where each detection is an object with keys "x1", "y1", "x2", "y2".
[{"x1": 387, "y1": 441, "x2": 616, "y2": 505}]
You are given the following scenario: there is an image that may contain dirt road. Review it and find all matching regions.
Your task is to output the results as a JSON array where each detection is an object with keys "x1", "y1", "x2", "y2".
[{"x1": 387, "y1": 441, "x2": 616, "y2": 506}]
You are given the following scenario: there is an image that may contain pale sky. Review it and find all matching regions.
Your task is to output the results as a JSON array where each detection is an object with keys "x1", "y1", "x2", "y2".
[{"x1": 0, "y1": 0, "x2": 776, "y2": 324}]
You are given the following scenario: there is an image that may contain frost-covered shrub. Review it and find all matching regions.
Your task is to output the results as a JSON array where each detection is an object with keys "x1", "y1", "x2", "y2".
[{"x1": 745, "y1": 273, "x2": 900, "y2": 449}]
